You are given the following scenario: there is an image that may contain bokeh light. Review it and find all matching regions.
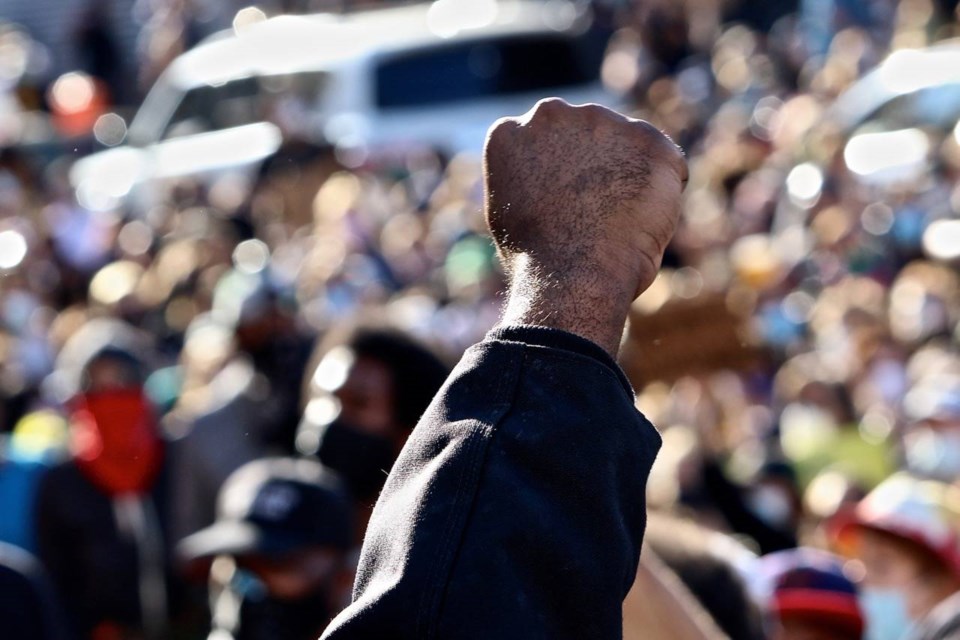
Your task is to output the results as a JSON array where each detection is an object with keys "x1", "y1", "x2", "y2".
[
  {"x1": 786, "y1": 163, "x2": 823, "y2": 208},
  {"x1": 844, "y1": 128, "x2": 929, "y2": 178},
  {"x1": 427, "y1": 0, "x2": 497, "y2": 39},
  {"x1": 93, "y1": 113, "x2": 128, "y2": 147},
  {"x1": 923, "y1": 219, "x2": 960, "y2": 261},
  {"x1": 0, "y1": 26, "x2": 29, "y2": 82},
  {"x1": 233, "y1": 6, "x2": 268, "y2": 34},
  {"x1": 117, "y1": 220, "x2": 154, "y2": 257},
  {"x1": 0, "y1": 230, "x2": 28, "y2": 269},
  {"x1": 49, "y1": 72, "x2": 95, "y2": 114},
  {"x1": 232, "y1": 239, "x2": 271, "y2": 274},
  {"x1": 88, "y1": 261, "x2": 144, "y2": 306}
]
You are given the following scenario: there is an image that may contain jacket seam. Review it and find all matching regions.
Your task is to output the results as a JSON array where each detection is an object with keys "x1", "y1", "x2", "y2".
[
  {"x1": 510, "y1": 343, "x2": 634, "y2": 402},
  {"x1": 420, "y1": 341, "x2": 525, "y2": 638}
]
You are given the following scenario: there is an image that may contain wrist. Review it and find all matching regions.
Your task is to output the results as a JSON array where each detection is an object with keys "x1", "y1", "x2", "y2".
[{"x1": 498, "y1": 254, "x2": 634, "y2": 358}]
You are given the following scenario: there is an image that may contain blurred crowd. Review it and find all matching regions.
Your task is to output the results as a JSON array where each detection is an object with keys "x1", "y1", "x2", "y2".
[{"x1": 2, "y1": 0, "x2": 960, "y2": 639}]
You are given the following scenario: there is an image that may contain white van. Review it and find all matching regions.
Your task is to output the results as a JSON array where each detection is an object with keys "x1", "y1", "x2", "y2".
[{"x1": 70, "y1": 0, "x2": 615, "y2": 211}]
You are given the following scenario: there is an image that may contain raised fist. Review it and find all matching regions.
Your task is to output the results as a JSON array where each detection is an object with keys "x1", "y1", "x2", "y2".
[{"x1": 484, "y1": 98, "x2": 687, "y2": 300}]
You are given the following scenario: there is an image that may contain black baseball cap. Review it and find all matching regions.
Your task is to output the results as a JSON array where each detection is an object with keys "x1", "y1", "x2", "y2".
[{"x1": 177, "y1": 457, "x2": 354, "y2": 563}]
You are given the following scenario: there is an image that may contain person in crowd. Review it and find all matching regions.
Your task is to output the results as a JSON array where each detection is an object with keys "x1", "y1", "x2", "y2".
[
  {"x1": 697, "y1": 455, "x2": 801, "y2": 555},
  {"x1": 34, "y1": 318, "x2": 176, "y2": 640},
  {"x1": 759, "y1": 548, "x2": 864, "y2": 640},
  {"x1": 836, "y1": 473, "x2": 960, "y2": 640},
  {"x1": 170, "y1": 270, "x2": 314, "y2": 543},
  {"x1": 177, "y1": 457, "x2": 354, "y2": 640},
  {"x1": 622, "y1": 549, "x2": 734, "y2": 639},
  {"x1": 0, "y1": 410, "x2": 66, "y2": 553},
  {"x1": 3, "y1": 1, "x2": 960, "y2": 638},
  {"x1": 295, "y1": 321, "x2": 450, "y2": 539},
  {"x1": 321, "y1": 98, "x2": 687, "y2": 637},
  {"x1": 211, "y1": 268, "x2": 315, "y2": 456},
  {"x1": 0, "y1": 541, "x2": 71, "y2": 640},
  {"x1": 903, "y1": 381, "x2": 960, "y2": 483},
  {"x1": 641, "y1": 511, "x2": 767, "y2": 639}
]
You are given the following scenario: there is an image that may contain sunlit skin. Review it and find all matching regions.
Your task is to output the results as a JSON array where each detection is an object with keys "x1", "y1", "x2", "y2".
[
  {"x1": 311, "y1": 350, "x2": 399, "y2": 543},
  {"x1": 83, "y1": 357, "x2": 140, "y2": 392},
  {"x1": 328, "y1": 356, "x2": 396, "y2": 440},
  {"x1": 773, "y1": 618, "x2": 859, "y2": 640},
  {"x1": 857, "y1": 528, "x2": 960, "y2": 621},
  {"x1": 485, "y1": 98, "x2": 687, "y2": 357},
  {"x1": 240, "y1": 546, "x2": 343, "y2": 601}
]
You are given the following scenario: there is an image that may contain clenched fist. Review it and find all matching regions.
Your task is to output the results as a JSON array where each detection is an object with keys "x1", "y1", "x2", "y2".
[{"x1": 484, "y1": 98, "x2": 687, "y2": 356}]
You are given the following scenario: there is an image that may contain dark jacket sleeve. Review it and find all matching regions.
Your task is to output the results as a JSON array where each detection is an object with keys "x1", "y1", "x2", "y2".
[{"x1": 321, "y1": 326, "x2": 661, "y2": 640}]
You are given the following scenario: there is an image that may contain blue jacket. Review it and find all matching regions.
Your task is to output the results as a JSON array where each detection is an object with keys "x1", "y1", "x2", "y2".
[{"x1": 322, "y1": 326, "x2": 662, "y2": 639}]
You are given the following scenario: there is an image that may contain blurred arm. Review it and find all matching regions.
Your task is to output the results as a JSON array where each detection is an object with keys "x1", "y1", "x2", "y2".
[{"x1": 623, "y1": 549, "x2": 730, "y2": 640}]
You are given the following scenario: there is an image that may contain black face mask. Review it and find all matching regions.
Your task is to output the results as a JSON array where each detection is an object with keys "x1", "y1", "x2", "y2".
[
  {"x1": 237, "y1": 590, "x2": 331, "y2": 640},
  {"x1": 316, "y1": 420, "x2": 396, "y2": 500}
]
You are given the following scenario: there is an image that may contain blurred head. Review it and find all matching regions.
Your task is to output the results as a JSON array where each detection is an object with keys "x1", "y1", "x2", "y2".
[
  {"x1": 644, "y1": 512, "x2": 767, "y2": 640},
  {"x1": 760, "y1": 549, "x2": 863, "y2": 640},
  {"x1": 857, "y1": 527, "x2": 958, "y2": 616},
  {"x1": 296, "y1": 323, "x2": 450, "y2": 501},
  {"x1": 179, "y1": 457, "x2": 354, "y2": 639},
  {"x1": 746, "y1": 461, "x2": 803, "y2": 533},
  {"x1": 211, "y1": 269, "x2": 282, "y2": 356},
  {"x1": 239, "y1": 546, "x2": 344, "y2": 601},
  {"x1": 180, "y1": 458, "x2": 352, "y2": 602},
  {"x1": 903, "y1": 381, "x2": 960, "y2": 482},
  {"x1": 55, "y1": 318, "x2": 162, "y2": 496},
  {"x1": 775, "y1": 619, "x2": 859, "y2": 640},
  {"x1": 836, "y1": 474, "x2": 960, "y2": 640}
]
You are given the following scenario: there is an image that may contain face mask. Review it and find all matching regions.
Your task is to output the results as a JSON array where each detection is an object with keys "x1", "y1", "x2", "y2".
[
  {"x1": 860, "y1": 587, "x2": 914, "y2": 640},
  {"x1": 237, "y1": 588, "x2": 331, "y2": 640},
  {"x1": 69, "y1": 389, "x2": 163, "y2": 496},
  {"x1": 316, "y1": 420, "x2": 396, "y2": 500},
  {"x1": 905, "y1": 428, "x2": 960, "y2": 482},
  {"x1": 213, "y1": 566, "x2": 331, "y2": 640},
  {"x1": 746, "y1": 484, "x2": 794, "y2": 530}
]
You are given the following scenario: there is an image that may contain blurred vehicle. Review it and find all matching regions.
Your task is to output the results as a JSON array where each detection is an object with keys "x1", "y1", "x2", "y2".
[
  {"x1": 774, "y1": 39, "x2": 960, "y2": 237},
  {"x1": 69, "y1": 0, "x2": 613, "y2": 212}
]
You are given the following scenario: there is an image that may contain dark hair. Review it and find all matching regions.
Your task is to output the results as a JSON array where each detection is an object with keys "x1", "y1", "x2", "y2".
[
  {"x1": 306, "y1": 321, "x2": 452, "y2": 429},
  {"x1": 56, "y1": 318, "x2": 153, "y2": 396},
  {"x1": 645, "y1": 512, "x2": 766, "y2": 640},
  {"x1": 346, "y1": 328, "x2": 450, "y2": 428}
]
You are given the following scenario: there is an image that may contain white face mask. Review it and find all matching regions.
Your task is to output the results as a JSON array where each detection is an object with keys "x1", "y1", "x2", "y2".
[
  {"x1": 746, "y1": 485, "x2": 793, "y2": 530},
  {"x1": 860, "y1": 587, "x2": 914, "y2": 640},
  {"x1": 905, "y1": 428, "x2": 960, "y2": 482}
]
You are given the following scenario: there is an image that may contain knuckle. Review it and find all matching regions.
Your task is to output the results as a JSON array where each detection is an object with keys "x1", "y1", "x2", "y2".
[
  {"x1": 486, "y1": 117, "x2": 517, "y2": 146},
  {"x1": 632, "y1": 119, "x2": 663, "y2": 140},
  {"x1": 582, "y1": 102, "x2": 618, "y2": 120},
  {"x1": 531, "y1": 97, "x2": 570, "y2": 119}
]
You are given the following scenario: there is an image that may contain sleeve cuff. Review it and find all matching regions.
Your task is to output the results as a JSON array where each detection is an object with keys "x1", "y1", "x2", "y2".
[{"x1": 485, "y1": 324, "x2": 635, "y2": 398}]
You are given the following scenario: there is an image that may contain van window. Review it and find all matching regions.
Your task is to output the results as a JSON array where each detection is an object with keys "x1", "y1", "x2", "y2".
[
  {"x1": 375, "y1": 33, "x2": 602, "y2": 109},
  {"x1": 163, "y1": 73, "x2": 326, "y2": 139},
  {"x1": 859, "y1": 84, "x2": 960, "y2": 132}
]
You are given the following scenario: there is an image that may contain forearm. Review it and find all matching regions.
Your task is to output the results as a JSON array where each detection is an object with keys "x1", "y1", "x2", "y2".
[{"x1": 323, "y1": 327, "x2": 661, "y2": 639}]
